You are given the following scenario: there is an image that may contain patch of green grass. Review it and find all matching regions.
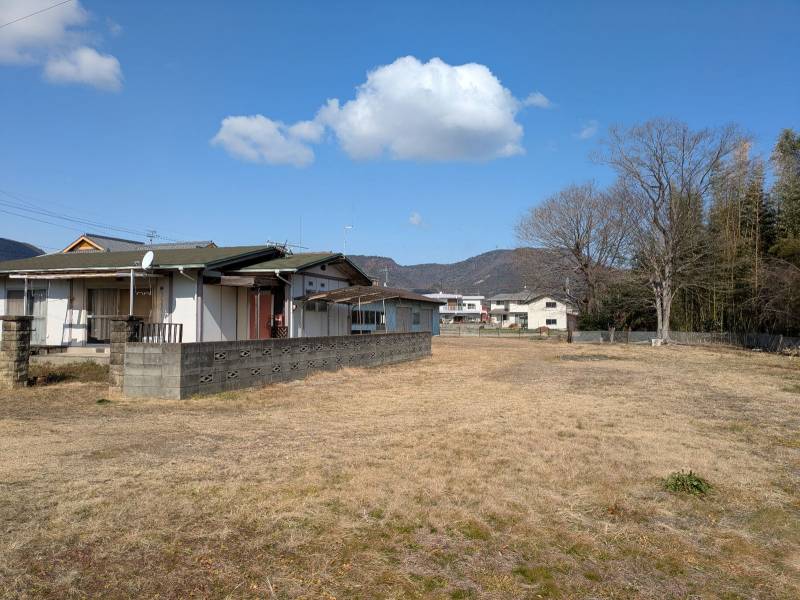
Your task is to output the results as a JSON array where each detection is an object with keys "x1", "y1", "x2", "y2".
[
  {"x1": 28, "y1": 361, "x2": 108, "y2": 386},
  {"x1": 663, "y1": 470, "x2": 711, "y2": 496},
  {"x1": 512, "y1": 564, "x2": 560, "y2": 597},
  {"x1": 583, "y1": 570, "x2": 602, "y2": 582},
  {"x1": 458, "y1": 519, "x2": 490, "y2": 541},
  {"x1": 450, "y1": 588, "x2": 476, "y2": 599},
  {"x1": 782, "y1": 383, "x2": 800, "y2": 394}
]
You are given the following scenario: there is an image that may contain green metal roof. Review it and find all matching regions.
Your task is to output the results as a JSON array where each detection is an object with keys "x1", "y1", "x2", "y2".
[
  {"x1": 0, "y1": 245, "x2": 277, "y2": 274},
  {"x1": 239, "y1": 252, "x2": 340, "y2": 271},
  {"x1": 239, "y1": 252, "x2": 373, "y2": 285}
]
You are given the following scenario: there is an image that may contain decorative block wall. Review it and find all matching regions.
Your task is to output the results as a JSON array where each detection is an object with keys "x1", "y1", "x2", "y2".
[{"x1": 122, "y1": 332, "x2": 432, "y2": 399}]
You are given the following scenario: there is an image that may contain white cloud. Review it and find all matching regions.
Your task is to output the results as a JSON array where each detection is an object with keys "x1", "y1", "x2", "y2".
[
  {"x1": 211, "y1": 115, "x2": 316, "y2": 167},
  {"x1": 0, "y1": 0, "x2": 122, "y2": 90},
  {"x1": 575, "y1": 120, "x2": 599, "y2": 140},
  {"x1": 523, "y1": 91, "x2": 554, "y2": 109},
  {"x1": 44, "y1": 46, "x2": 122, "y2": 91},
  {"x1": 409, "y1": 212, "x2": 423, "y2": 226},
  {"x1": 317, "y1": 57, "x2": 524, "y2": 161},
  {"x1": 213, "y1": 56, "x2": 532, "y2": 167}
]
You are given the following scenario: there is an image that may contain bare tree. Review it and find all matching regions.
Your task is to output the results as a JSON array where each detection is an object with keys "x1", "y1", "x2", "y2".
[
  {"x1": 515, "y1": 181, "x2": 630, "y2": 316},
  {"x1": 601, "y1": 118, "x2": 742, "y2": 341}
]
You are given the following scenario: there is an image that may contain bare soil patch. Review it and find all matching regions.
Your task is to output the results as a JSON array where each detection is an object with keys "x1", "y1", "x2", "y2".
[{"x1": 1, "y1": 338, "x2": 798, "y2": 598}]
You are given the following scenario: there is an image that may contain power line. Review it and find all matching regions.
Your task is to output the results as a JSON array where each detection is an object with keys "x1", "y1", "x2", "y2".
[
  {"x1": 0, "y1": 189, "x2": 181, "y2": 242},
  {"x1": 0, "y1": 0, "x2": 74, "y2": 30},
  {"x1": 0, "y1": 206, "x2": 87, "y2": 235},
  {"x1": 0, "y1": 186, "x2": 189, "y2": 241}
]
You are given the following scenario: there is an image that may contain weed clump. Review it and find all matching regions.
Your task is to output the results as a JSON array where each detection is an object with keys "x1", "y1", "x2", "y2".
[{"x1": 663, "y1": 470, "x2": 711, "y2": 496}]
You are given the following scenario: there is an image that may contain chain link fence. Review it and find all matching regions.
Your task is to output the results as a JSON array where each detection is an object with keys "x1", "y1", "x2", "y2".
[{"x1": 440, "y1": 324, "x2": 800, "y2": 353}]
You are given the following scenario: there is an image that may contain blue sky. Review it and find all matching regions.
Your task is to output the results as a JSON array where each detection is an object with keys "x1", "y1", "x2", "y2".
[{"x1": 1, "y1": 1, "x2": 798, "y2": 263}]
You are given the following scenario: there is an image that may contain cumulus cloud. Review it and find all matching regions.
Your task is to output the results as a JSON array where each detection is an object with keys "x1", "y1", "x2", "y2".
[
  {"x1": 575, "y1": 120, "x2": 599, "y2": 140},
  {"x1": 523, "y1": 91, "x2": 554, "y2": 109},
  {"x1": 44, "y1": 46, "x2": 122, "y2": 91},
  {"x1": 213, "y1": 56, "x2": 537, "y2": 167},
  {"x1": 409, "y1": 212, "x2": 423, "y2": 226},
  {"x1": 0, "y1": 0, "x2": 122, "y2": 90},
  {"x1": 211, "y1": 115, "x2": 317, "y2": 167}
]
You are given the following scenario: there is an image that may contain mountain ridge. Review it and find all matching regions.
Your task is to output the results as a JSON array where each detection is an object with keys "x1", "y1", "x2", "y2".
[
  {"x1": 0, "y1": 238, "x2": 44, "y2": 262},
  {"x1": 349, "y1": 248, "x2": 566, "y2": 297}
]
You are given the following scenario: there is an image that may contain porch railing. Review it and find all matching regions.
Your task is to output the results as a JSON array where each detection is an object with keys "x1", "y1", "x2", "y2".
[{"x1": 135, "y1": 322, "x2": 183, "y2": 344}]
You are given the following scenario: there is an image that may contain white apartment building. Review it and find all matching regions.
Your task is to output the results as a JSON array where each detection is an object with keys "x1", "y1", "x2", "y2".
[
  {"x1": 488, "y1": 292, "x2": 577, "y2": 329},
  {"x1": 424, "y1": 293, "x2": 485, "y2": 323}
]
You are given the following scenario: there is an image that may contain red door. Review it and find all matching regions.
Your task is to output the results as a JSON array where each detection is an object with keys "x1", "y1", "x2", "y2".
[{"x1": 248, "y1": 290, "x2": 272, "y2": 339}]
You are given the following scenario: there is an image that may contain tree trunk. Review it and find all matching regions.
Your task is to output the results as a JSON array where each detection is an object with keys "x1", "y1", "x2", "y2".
[{"x1": 653, "y1": 283, "x2": 664, "y2": 340}]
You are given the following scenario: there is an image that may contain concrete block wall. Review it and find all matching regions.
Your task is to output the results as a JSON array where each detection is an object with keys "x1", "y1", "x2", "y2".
[
  {"x1": 0, "y1": 316, "x2": 33, "y2": 389},
  {"x1": 109, "y1": 316, "x2": 143, "y2": 392},
  {"x1": 123, "y1": 332, "x2": 432, "y2": 399}
]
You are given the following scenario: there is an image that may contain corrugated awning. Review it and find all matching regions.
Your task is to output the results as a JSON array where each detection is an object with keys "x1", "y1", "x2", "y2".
[{"x1": 303, "y1": 285, "x2": 446, "y2": 305}]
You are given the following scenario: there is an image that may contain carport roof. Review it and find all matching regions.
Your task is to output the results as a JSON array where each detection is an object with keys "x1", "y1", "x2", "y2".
[{"x1": 303, "y1": 285, "x2": 446, "y2": 305}]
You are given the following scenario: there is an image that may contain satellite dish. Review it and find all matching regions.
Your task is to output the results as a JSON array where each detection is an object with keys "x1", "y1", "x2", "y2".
[{"x1": 141, "y1": 250, "x2": 154, "y2": 270}]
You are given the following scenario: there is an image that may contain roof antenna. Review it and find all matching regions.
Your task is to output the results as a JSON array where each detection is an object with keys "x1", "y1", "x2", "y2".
[{"x1": 146, "y1": 229, "x2": 157, "y2": 244}]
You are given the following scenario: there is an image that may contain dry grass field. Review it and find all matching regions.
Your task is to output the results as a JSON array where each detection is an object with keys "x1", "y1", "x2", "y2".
[{"x1": 1, "y1": 338, "x2": 799, "y2": 599}]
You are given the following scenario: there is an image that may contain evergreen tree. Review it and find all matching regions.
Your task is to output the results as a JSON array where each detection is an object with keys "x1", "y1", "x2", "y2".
[{"x1": 771, "y1": 129, "x2": 800, "y2": 239}]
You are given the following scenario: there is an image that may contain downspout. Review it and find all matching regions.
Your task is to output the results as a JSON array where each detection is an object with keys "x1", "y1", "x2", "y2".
[{"x1": 196, "y1": 269, "x2": 204, "y2": 342}]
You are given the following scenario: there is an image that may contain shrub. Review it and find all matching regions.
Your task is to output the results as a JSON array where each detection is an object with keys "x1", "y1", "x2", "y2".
[{"x1": 663, "y1": 470, "x2": 711, "y2": 496}]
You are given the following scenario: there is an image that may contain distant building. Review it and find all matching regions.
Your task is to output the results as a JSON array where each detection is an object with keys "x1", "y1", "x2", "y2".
[
  {"x1": 424, "y1": 293, "x2": 485, "y2": 323},
  {"x1": 488, "y1": 292, "x2": 577, "y2": 329}
]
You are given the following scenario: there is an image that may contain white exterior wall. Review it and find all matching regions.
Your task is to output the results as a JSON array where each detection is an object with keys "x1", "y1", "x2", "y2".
[
  {"x1": 236, "y1": 287, "x2": 248, "y2": 340},
  {"x1": 527, "y1": 297, "x2": 569, "y2": 330},
  {"x1": 202, "y1": 284, "x2": 237, "y2": 342},
  {"x1": 172, "y1": 272, "x2": 198, "y2": 343},
  {"x1": 292, "y1": 266, "x2": 352, "y2": 337},
  {"x1": 44, "y1": 280, "x2": 70, "y2": 345},
  {"x1": 0, "y1": 277, "x2": 5, "y2": 341},
  {"x1": 65, "y1": 279, "x2": 87, "y2": 345}
]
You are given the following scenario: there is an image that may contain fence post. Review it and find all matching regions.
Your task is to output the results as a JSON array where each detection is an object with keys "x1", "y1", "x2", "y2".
[
  {"x1": 0, "y1": 316, "x2": 33, "y2": 389},
  {"x1": 109, "y1": 316, "x2": 143, "y2": 393}
]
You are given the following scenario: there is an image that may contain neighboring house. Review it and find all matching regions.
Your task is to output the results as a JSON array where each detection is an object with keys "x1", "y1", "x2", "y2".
[
  {"x1": 62, "y1": 233, "x2": 215, "y2": 253},
  {"x1": 488, "y1": 292, "x2": 577, "y2": 329},
  {"x1": 305, "y1": 285, "x2": 443, "y2": 335},
  {"x1": 0, "y1": 238, "x2": 384, "y2": 347},
  {"x1": 424, "y1": 293, "x2": 485, "y2": 323}
]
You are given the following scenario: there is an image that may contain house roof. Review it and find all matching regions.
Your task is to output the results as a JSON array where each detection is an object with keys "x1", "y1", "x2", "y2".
[
  {"x1": 487, "y1": 291, "x2": 535, "y2": 302},
  {"x1": 0, "y1": 245, "x2": 280, "y2": 274},
  {"x1": 240, "y1": 252, "x2": 340, "y2": 271},
  {"x1": 238, "y1": 252, "x2": 373, "y2": 285},
  {"x1": 304, "y1": 285, "x2": 446, "y2": 305},
  {"x1": 63, "y1": 233, "x2": 215, "y2": 253},
  {"x1": 488, "y1": 291, "x2": 577, "y2": 308}
]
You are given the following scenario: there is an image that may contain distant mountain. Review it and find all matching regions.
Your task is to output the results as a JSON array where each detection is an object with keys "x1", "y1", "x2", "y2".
[
  {"x1": 349, "y1": 248, "x2": 571, "y2": 297},
  {"x1": 0, "y1": 238, "x2": 44, "y2": 262}
]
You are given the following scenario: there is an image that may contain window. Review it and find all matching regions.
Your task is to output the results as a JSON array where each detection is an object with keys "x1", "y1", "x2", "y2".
[
  {"x1": 412, "y1": 311, "x2": 420, "y2": 325},
  {"x1": 546, "y1": 318, "x2": 557, "y2": 326},
  {"x1": 545, "y1": 301, "x2": 557, "y2": 309}
]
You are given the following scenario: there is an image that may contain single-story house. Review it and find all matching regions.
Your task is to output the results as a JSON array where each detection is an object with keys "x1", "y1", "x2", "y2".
[
  {"x1": 488, "y1": 292, "x2": 578, "y2": 329},
  {"x1": 1, "y1": 235, "x2": 425, "y2": 347}
]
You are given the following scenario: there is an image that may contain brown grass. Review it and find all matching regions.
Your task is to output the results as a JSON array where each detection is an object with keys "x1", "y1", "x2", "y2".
[{"x1": 1, "y1": 339, "x2": 799, "y2": 599}]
